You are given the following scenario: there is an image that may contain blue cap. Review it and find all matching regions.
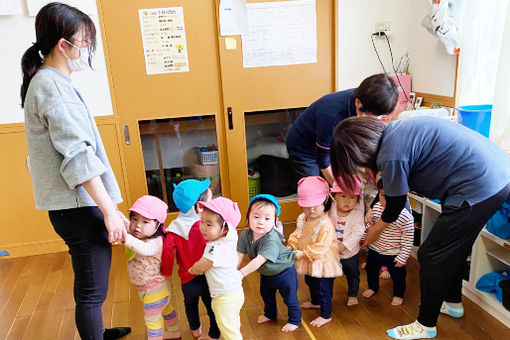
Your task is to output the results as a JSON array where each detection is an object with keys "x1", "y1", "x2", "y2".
[
  {"x1": 172, "y1": 179, "x2": 211, "y2": 213},
  {"x1": 249, "y1": 194, "x2": 281, "y2": 216}
]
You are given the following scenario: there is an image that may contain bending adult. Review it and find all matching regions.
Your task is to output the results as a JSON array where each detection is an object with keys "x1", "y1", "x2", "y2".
[
  {"x1": 21, "y1": 3, "x2": 131, "y2": 339},
  {"x1": 285, "y1": 73, "x2": 399, "y2": 185},
  {"x1": 330, "y1": 116, "x2": 510, "y2": 339}
]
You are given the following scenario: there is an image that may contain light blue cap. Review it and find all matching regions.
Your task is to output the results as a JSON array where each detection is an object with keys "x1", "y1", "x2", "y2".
[
  {"x1": 249, "y1": 194, "x2": 281, "y2": 216},
  {"x1": 172, "y1": 179, "x2": 210, "y2": 213}
]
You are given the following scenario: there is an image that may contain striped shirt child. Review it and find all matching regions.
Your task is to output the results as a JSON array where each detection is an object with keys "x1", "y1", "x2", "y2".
[{"x1": 369, "y1": 202, "x2": 414, "y2": 265}]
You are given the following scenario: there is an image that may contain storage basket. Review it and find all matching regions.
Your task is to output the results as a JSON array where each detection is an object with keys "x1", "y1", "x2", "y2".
[
  {"x1": 248, "y1": 171, "x2": 260, "y2": 199},
  {"x1": 196, "y1": 149, "x2": 218, "y2": 165}
]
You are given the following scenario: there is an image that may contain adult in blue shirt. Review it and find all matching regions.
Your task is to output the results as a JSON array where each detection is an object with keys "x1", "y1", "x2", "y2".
[
  {"x1": 330, "y1": 116, "x2": 510, "y2": 340},
  {"x1": 285, "y1": 73, "x2": 399, "y2": 185}
]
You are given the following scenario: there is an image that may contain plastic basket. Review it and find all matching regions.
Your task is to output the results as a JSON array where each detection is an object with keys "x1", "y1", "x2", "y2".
[
  {"x1": 197, "y1": 149, "x2": 218, "y2": 165},
  {"x1": 248, "y1": 172, "x2": 260, "y2": 199},
  {"x1": 456, "y1": 105, "x2": 492, "y2": 138}
]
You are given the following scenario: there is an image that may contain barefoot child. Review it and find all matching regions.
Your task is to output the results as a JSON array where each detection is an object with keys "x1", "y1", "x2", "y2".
[
  {"x1": 161, "y1": 179, "x2": 220, "y2": 339},
  {"x1": 330, "y1": 175, "x2": 365, "y2": 306},
  {"x1": 188, "y1": 197, "x2": 244, "y2": 340},
  {"x1": 362, "y1": 179, "x2": 414, "y2": 306},
  {"x1": 121, "y1": 196, "x2": 180, "y2": 340},
  {"x1": 237, "y1": 194, "x2": 302, "y2": 332},
  {"x1": 288, "y1": 176, "x2": 342, "y2": 327}
]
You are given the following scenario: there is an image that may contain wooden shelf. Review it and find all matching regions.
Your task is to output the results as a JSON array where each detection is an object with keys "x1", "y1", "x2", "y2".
[
  {"x1": 487, "y1": 249, "x2": 510, "y2": 267},
  {"x1": 139, "y1": 118, "x2": 216, "y2": 135},
  {"x1": 481, "y1": 229, "x2": 510, "y2": 249}
]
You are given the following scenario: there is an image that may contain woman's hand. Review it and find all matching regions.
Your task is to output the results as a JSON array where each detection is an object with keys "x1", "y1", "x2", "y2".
[{"x1": 104, "y1": 212, "x2": 125, "y2": 244}]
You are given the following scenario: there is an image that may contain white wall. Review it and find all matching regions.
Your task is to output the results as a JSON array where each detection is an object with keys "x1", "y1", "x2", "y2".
[
  {"x1": 0, "y1": 0, "x2": 113, "y2": 125},
  {"x1": 337, "y1": 0, "x2": 457, "y2": 97}
]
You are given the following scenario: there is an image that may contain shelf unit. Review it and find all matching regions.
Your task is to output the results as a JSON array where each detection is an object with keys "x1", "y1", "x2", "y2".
[{"x1": 407, "y1": 193, "x2": 510, "y2": 327}]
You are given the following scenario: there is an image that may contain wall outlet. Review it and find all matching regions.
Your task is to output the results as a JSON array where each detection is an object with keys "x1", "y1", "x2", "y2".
[{"x1": 375, "y1": 21, "x2": 391, "y2": 33}]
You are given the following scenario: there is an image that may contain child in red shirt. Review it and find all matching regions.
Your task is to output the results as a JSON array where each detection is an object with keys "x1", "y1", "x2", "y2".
[{"x1": 161, "y1": 179, "x2": 220, "y2": 340}]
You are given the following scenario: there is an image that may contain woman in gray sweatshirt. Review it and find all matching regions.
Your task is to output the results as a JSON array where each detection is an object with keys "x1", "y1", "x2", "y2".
[{"x1": 21, "y1": 3, "x2": 130, "y2": 339}]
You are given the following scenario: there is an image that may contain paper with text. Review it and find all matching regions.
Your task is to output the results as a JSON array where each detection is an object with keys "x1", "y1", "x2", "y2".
[
  {"x1": 219, "y1": 0, "x2": 249, "y2": 36},
  {"x1": 242, "y1": 0, "x2": 316, "y2": 68}
]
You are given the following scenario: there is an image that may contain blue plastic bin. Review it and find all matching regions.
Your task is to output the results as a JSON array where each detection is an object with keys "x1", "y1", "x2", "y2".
[{"x1": 456, "y1": 105, "x2": 492, "y2": 138}]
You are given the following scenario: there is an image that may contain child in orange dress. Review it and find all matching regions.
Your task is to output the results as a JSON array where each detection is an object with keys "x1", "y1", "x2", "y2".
[{"x1": 287, "y1": 176, "x2": 342, "y2": 327}]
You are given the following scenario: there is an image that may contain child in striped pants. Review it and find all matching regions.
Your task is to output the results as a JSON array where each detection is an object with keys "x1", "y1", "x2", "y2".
[
  {"x1": 122, "y1": 195, "x2": 181, "y2": 340},
  {"x1": 362, "y1": 179, "x2": 414, "y2": 306}
]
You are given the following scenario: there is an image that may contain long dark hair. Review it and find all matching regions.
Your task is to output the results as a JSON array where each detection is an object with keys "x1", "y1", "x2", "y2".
[
  {"x1": 330, "y1": 117, "x2": 385, "y2": 192},
  {"x1": 20, "y1": 2, "x2": 96, "y2": 107},
  {"x1": 353, "y1": 73, "x2": 399, "y2": 115}
]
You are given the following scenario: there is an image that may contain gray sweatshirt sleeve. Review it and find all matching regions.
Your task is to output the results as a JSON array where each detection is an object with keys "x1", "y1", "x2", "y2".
[{"x1": 41, "y1": 102, "x2": 107, "y2": 189}]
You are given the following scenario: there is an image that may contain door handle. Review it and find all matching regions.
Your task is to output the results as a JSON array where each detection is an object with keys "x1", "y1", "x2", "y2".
[
  {"x1": 123, "y1": 124, "x2": 131, "y2": 145},
  {"x1": 227, "y1": 107, "x2": 233, "y2": 130}
]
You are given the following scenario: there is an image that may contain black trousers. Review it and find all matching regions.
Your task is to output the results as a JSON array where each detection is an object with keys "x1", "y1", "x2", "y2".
[
  {"x1": 365, "y1": 249, "x2": 406, "y2": 298},
  {"x1": 49, "y1": 207, "x2": 111, "y2": 340},
  {"x1": 417, "y1": 184, "x2": 510, "y2": 327},
  {"x1": 304, "y1": 275, "x2": 335, "y2": 319},
  {"x1": 340, "y1": 254, "x2": 360, "y2": 297},
  {"x1": 181, "y1": 275, "x2": 220, "y2": 338}
]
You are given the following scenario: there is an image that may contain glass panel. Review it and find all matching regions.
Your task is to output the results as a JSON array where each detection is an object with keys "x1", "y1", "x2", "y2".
[
  {"x1": 139, "y1": 116, "x2": 221, "y2": 212},
  {"x1": 245, "y1": 108, "x2": 305, "y2": 201}
]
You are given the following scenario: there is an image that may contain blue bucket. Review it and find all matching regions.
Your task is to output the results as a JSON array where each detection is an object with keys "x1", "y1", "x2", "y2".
[{"x1": 456, "y1": 105, "x2": 492, "y2": 138}]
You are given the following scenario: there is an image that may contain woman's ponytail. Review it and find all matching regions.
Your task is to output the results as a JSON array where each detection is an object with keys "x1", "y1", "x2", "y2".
[{"x1": 20, "y1": 44, "x2": 43, "y2": 108}]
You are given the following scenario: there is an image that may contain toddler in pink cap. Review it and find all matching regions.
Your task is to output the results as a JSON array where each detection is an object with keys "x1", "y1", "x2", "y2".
[
  {"x1": 287, "y1": 176, "x2": 342, "y2": 328},
  {"x1": 188, "y1": 196, "x2": 244, "y2": 340},
  {"x1": 120, "y1": 195, "x2": 180, "y2": 340},
  {"x1": 329, "y1": 174, "x2": 365, "y2": 307}
]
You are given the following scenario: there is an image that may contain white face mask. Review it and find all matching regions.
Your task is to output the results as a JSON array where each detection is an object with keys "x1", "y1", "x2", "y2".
[{"x1": 62, "y1": 39, "x2": 90, "y2": 72}]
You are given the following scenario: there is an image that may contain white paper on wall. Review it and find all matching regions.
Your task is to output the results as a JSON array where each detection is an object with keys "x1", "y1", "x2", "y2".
[
  {"x1": 241, "y1": 0, "x2": 317, "y2": 68},
  {"x1": 26, "y1": 0, "x2": 97, "y2": 16},
  {"x1": 219, "y1": 0, "x2": 249, "y2": 36},
  {"x1": 0, "y1": 0, "x2": 23, "y2": 15},
  {"x1": 138, "y1": 7, "x2": 190, "y2": 75}
]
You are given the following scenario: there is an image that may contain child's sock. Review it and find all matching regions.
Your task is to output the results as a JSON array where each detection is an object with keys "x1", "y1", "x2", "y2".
[
  {"x1": 440, "y1": 301, "x2": 464, "y2": 318},
  {"x1": 386, "y1": 320, "x2": 437, "y2": 339}
]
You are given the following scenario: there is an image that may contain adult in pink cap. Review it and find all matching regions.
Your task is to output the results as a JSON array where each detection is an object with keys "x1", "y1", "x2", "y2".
[
  {"x1": 288, "y1": 176, "x2": 341, "y2": 327},
  {"x1": 330, "y1": 174, "x2": 365, "y2": 307},
  {"x1": 188, "y1": 197, "x2": 244, "y2": 340},
  {"x1": 121, "y1": 195, "x2": 181, "y2": 340}
]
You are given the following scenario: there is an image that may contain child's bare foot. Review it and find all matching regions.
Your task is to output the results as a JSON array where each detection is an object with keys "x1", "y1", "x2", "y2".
[
  {"x1": 257, "y1": 315, "x2": 271, "y2": 324},
  {"x1": 362, "y1": 289, "x2": 375, "y2": 298},
  {"x1": 347, "y1": 296, "x2": 358, "y2": 306},
  {"x1": 391, "y1": 296, "x2": 403, "y2": 306},
  {"x1": 300, "y1": 301, "x2": 320, "y2": 309},
  {"x1": 163, "y1": 330, "x2": 181, "y2": 339},
  {"x1": 310, "y1": 316, "x2": 332, "y2": 327},
  {"x1": 281, "y1": 323, "x2": 299, "y2": 332},
  {"x1": 379, "y1": 269, "x2": 391, "y2": 280},
  {"x1": 191, "y1": 326, "x2": 202, "y2": 338}
]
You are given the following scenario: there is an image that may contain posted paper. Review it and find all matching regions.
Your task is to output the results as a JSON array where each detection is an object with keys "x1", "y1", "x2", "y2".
[
  {"x1": 242, "y1": 0, "x2": 317, "y2": 68},
  {"x1": 139, "y1": 7, "x2": 189, "y2": 75},
  {"x1": 219, "y1": 0, "x2": 249, "y2": 36},
  {"x1": 27, "y1": 0, "x2": 97, "y2": 16},
  {"x1": 0, "y1": 0, "x2": 23, "y2": 15}
]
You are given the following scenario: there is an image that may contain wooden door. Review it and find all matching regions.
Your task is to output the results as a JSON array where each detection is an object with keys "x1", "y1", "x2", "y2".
[
  {"x1": 97, "y1": 0, "x2": 228, "y2": 217},
  {"x1": 216, "y1": 0, "x2": 336, "y2": 220}
]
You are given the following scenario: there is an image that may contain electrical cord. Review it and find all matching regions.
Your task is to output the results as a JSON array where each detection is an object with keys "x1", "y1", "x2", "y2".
[{"x1": 371, "y1": 32, "x2": 409, "y2": 102}]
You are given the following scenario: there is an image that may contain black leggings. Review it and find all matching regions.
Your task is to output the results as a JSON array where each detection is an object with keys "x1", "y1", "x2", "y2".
[
  {"x1": 417, "y1": 184, "x2": 510, "y2": 327},
  {"x1": 49, "y1": 206, "x2": 111, "y2": 340}
]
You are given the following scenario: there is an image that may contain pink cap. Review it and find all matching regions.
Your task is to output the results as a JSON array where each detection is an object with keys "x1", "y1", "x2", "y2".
[
  {"x1": 332, "y1": 174, "x2": 363, "y2": 196},
  {"x1": 297, "y1": 176, "x2": 330, "y2": 207},
  {"x1": 128, "y1": 195, "x2": 168, "y2": 224},
  {"x1": 198, "y1": 196, "x2": 241, "y2": 228}
]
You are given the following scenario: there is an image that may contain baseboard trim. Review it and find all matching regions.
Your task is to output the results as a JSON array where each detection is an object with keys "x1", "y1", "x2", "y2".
[{"x1": 0, "y1": 239, "x2": 68, "y2": 259}]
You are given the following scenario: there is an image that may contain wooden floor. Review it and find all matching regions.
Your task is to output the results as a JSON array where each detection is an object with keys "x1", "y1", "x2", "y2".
[{"x1": 1, "y1": 237, "x2": 509, "y2": 339}]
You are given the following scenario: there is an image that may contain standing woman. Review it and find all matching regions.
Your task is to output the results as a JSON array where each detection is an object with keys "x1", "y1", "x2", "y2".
[
  {"x1": 21, "y1": 3, "x2": 130, "y2": 339},
  {"x1": 330, "y1": 116, "x2": 510, "y2": 339}
]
